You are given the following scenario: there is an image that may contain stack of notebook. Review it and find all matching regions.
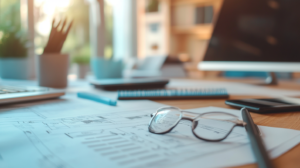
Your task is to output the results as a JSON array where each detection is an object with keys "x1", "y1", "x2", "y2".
[{"x1": 118, "y1": 88, "x2": 229, "y2": 100}]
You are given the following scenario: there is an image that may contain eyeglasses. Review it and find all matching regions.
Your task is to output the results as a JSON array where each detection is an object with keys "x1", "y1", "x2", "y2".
[{"x1": 148, "y1": 106, "x2": 247, "y2": 142}]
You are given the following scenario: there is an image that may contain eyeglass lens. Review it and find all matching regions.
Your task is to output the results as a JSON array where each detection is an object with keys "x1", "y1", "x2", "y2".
[
  {"x1": 149, "y1": 107, "x2": 182, "y2": 134},
  {"x1": 192, "y1": 113, "x2": 238, "y2": 141}
]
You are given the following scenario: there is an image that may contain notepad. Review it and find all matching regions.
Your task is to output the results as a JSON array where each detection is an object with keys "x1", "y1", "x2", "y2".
[{"x1": 118, "y1": 88, "x2": 229, "y2": 100}]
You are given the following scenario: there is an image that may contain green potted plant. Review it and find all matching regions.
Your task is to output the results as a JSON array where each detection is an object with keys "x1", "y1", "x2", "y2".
[
  {"x1": 73, "y1": 55, "x2": 90, "y2": 79},
  {"x1": 72, "y1": 44, "x2": 91, "y2": 79},
  {"x1": 0, "y1": 2, "x2": 29, "y2": 79}
]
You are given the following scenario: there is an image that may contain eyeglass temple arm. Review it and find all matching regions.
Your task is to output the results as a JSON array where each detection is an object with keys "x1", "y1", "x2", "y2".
[
  {"x1": 150, "y1": 111, "x2": 197, "y2": 120},
  {"x1": 181, "y1": 111, "x2": 200, "y2": 120},
  {"x1": 182, "y1": 111, "x2": 263, "y2": 136}
]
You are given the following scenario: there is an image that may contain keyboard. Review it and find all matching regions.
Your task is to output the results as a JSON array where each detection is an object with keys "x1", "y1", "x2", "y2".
[
  {"x1": 0, "y1": 85, "x2": 48, "y2": 94},
  {"x1": 0, "y1": 85, "x2": 64, "y2": 105}
]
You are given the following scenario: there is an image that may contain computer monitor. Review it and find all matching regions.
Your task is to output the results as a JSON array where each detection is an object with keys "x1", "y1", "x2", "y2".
[{"x1": 198, "y1": 0, "x2": 300, "y2": 84}]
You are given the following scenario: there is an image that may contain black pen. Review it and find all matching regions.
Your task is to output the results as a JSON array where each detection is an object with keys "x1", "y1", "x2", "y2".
[{"x1": 241, "y1": 108, "x2": 275, "y2": 168}]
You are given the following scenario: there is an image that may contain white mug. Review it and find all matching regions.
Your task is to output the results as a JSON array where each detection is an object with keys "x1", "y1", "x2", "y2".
[{"x1": 36, "y1": 53, "x2": 69, "y2": 88}]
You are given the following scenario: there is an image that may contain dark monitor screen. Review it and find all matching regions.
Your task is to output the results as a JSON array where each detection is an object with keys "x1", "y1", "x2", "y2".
[{"x1": 203, "y1": 0, "x2": 300, "y2": 62}]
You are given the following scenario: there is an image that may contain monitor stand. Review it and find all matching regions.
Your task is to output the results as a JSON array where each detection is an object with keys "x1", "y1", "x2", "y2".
[{"x1": 263, "y1": 72, "x2": 278, "y2": 85}]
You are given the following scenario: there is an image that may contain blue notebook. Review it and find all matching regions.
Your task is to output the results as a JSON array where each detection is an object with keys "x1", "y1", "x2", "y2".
[{"x1": 118, "y1": 88, "x2": 229, "y2": 100}]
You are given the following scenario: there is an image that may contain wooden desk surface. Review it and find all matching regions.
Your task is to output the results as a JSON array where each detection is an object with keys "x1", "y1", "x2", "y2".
[{"x1": 156, "y1": 78, "x2": 300, "y2": 168}]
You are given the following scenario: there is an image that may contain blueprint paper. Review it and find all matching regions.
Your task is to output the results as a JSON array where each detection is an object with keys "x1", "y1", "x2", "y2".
[{"x1": 0, "y1": 96, "x2": 299, "y2": 168}]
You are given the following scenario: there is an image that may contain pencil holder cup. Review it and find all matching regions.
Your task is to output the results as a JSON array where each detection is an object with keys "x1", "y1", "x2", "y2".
[
  {"x1": 36, "y1": 53, "x2": 69, "y2": 88},
  {"x1": 91, "y1": 57, "x2": 123, "y2": 79}
]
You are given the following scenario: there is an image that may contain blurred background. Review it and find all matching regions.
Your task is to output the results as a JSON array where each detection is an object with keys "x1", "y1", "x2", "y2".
[{"x1": 0, "y1": 0, "x2": 299, "y2": 81}]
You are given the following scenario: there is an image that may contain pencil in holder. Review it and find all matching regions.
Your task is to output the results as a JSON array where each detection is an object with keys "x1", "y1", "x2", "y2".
[{"x1": 36, "y1": 53, "x2": 69, "y2": 88}]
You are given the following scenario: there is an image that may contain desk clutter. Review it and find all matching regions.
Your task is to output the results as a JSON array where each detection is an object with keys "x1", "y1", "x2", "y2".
[
  {"x1": 1, "y1": 79, "x2": 300, "y2": 168},
  {"x1": 37, "y1": 18, "x2": 73, "y2": 88}
]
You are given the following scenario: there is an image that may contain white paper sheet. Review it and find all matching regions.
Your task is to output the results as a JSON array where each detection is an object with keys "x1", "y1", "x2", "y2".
[
  {"x1": 0, "y1": 97, "x2": 299, "y2": 168},
  {"x1": 168, "y1": 79, "x2": 300, "y2": 97},
  {"x1": 173, "y1": 126, "x2": 300, "y2": 168}
]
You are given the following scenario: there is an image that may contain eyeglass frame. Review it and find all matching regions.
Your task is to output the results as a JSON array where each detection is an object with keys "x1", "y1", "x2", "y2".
[{"x1": 148, "y1": 106, "x2": 247, "y2": 142}]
